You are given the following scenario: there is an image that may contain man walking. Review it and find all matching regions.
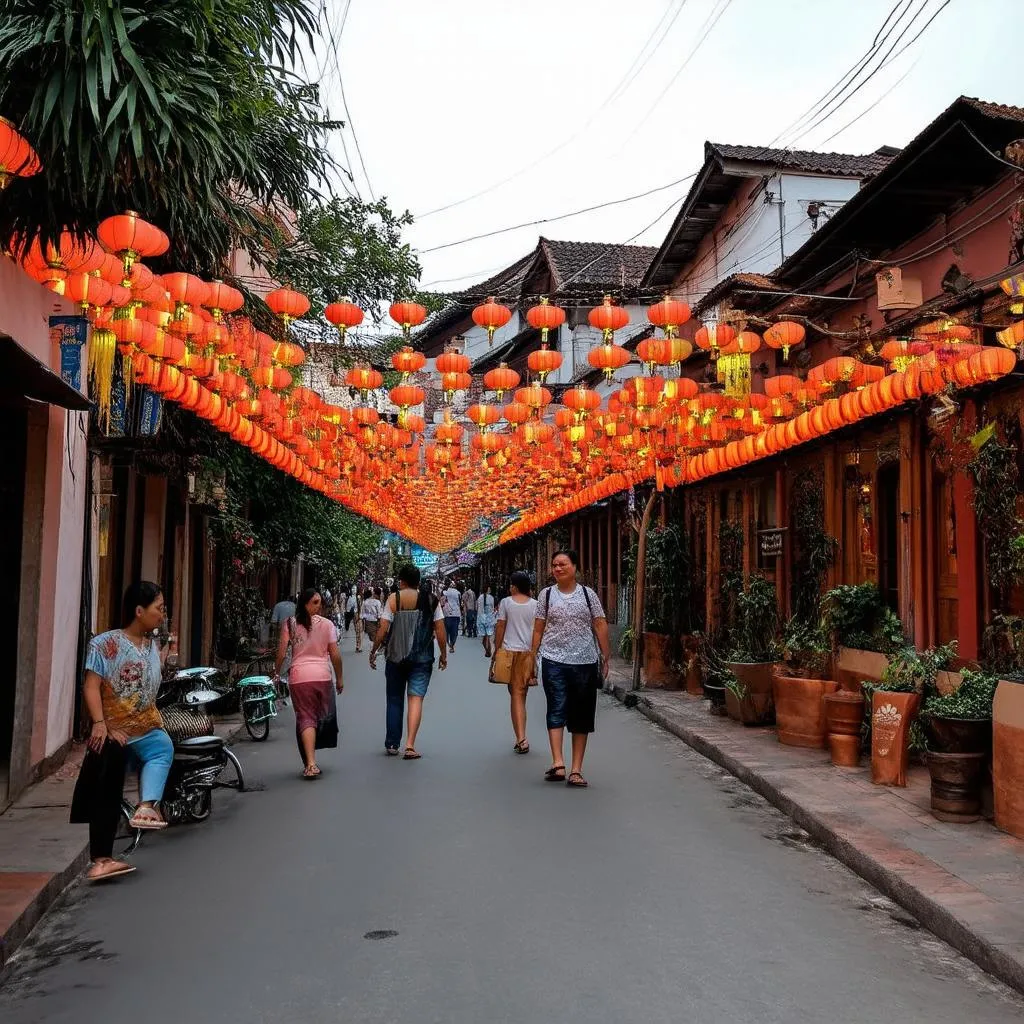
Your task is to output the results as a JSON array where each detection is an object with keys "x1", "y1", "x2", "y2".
[
  {"x1": 462, "y1": 584, "x2": 477, "y2": 637},
  {"x1": 442, "y1": 581, "x2": 462, "y2": 653}
]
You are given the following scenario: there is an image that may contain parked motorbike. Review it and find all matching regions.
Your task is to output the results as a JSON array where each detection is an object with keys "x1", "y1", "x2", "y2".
[
  {"x1": 157, "y1": 665, "x2": 239, "y2": 715},
  {"x1": 121, "y1": 683, "x2": 246, "y2": 845}
]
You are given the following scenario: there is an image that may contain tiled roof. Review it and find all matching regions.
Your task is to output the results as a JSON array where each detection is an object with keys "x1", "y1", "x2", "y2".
[
  {"x1": 707, "y1": 142, "x2": 898, "y2": 178},
  {"x1": 959, "y1": 96, "x2": 1024, "y2": 123},
  {"x1": 540, "y1": 239, "x2": 659, "y2": 292},
  {"x1": 694, "y1": 272, "x2": 781, "y2": 316}
]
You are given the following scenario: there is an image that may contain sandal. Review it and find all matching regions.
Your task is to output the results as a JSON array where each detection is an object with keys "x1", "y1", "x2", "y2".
[
  {"x1": 403, "y1": 748, "x2": 421, "y2": 760},
  {"x1": 566, "y1": 772, "x2": 589, "y2": 788},
  {"x1": 129, "y1": 807, "x2": 168, "y2": 830},
  {"x1": 514, "y1": 740, "x2": 530, "y2": 754},
  {"x1": 303, "y1": 764, "x2": 321, "y2": 779},
  {"x1": 544, "y1": 765, "x2": 566, "y2": 781},
  {"x1": 86, "y1": 860, "x2": 137, "y2": 883}
]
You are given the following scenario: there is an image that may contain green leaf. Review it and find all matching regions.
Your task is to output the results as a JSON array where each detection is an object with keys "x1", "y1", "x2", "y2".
[{"x1": 85, "y1": 56, "x2": 100, "y2": 126}]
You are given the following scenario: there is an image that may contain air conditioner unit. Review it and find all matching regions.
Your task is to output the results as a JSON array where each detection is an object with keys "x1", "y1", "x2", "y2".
[{"x1": 876, "y1": 267, "x2": 922, "y2": 311}]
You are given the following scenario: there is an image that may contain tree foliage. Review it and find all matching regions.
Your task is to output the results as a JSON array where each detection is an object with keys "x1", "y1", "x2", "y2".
[{"x1": 0, "y1": 0, "x2": 335, "y2": 272}]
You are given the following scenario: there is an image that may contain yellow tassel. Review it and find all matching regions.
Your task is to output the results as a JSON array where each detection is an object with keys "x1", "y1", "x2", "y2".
[{"x1": 89, "y1": 328, "x2": 116, "y2": 432}]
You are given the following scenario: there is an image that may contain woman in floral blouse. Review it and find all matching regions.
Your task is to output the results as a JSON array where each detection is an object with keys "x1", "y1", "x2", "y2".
[{"x1": 74, "y1": 581, "x2": 176, "y2": 882}]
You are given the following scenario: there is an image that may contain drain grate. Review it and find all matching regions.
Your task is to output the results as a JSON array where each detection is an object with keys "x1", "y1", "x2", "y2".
[{"x1": 364, "y1": 929, "x2": 398, "y2": 940}]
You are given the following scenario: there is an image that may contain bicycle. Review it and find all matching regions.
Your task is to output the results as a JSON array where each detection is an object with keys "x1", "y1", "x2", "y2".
[{"x1": 237, "y1": 674, "x2": 278, "y2": 741}]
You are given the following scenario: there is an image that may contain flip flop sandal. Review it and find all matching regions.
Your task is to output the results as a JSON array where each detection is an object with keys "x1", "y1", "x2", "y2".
[
  {"x1": 566, "y1": 772, "x2": 589, "y2": 788},
  {"x1": 86, "y1": 863, "x2": 137, "y2": 883},
  {"x1": 129, "y1": 811, "x2": 168, "y2": 830},
  {"x1": 514, "y1": 741, "x2": 530, "y2": 754},
  {"x1": 544, "y1": 765, "x2": 566, "y2": 781},
  {"x1": 303, "y1": 765, "x2": 321, "y2": 779},
  {"x1": 403, "y1": 748, "x2": 422, "y2": 760}
]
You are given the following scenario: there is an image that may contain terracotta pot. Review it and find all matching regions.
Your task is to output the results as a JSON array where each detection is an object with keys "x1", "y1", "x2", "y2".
[
  {"x1": 724, "y1": 662, "x2": 775, "y2": 725},
  {"x1": 703, "y1": 682, "x2": 728, "y2": 716},
  {"x1": 927, "y1": 751, "x2": 987, "y2": 823},
  {"x1": 823, "y1": 691, "x2": 865, "y2": 767},
  {"x1": 993, "y1": 680, "x2": 1024, "y2": 838},
  {"x1": 870, "y1": 690, "x2": 920, "y2": 786},
  {"x1": 925, "y1": 715, "x2": 991, "y2": 755},
  {"x1": 772, "y1": 671, "x2": 839, "y2": 748},
  {"x1": 643, "y1": 632, "x2": 681, "y2": 689},
  {"x1": 836, "y1": 646, "x2": 889, "y2": 681}
]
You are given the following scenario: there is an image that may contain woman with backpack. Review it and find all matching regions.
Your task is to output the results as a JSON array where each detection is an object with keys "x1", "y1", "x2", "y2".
[
  {"x1": 528, "y1": 550, "x2": 610, "y2": 788},
  {"x1": 369, "y1": 564, "x2": 447, "y2": 759}
]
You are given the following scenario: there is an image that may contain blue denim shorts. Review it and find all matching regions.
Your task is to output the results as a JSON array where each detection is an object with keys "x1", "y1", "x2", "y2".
[
  {"x1": 541, "y1": 658, "x2": 599, "y2": 734},
  {"x1": 386, "y1": 658, "x2": 432, "y2": 698}
]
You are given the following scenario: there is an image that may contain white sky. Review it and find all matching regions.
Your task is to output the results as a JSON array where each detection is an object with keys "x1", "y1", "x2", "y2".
[{"x1": 310, "y1": 0, "x2": 1021, "y2": 295}]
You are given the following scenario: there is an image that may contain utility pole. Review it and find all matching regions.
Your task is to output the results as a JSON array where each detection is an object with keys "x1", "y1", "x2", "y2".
[{"x1": 631, "y1": 489, "x2": 660, "y2": 691}]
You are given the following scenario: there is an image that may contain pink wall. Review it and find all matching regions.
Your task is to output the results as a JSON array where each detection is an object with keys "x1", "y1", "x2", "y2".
[{"x1": 0, "y1": 257, "x2": 88, "y2": 763}]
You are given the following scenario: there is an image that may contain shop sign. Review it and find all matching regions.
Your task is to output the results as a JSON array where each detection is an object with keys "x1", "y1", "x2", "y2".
[
  {"x1": 758, "y1": 528, "x2": 786, "y2": 559},
  {"x1": 49, "y1": 315, "x2": 88, "y2": 391}
]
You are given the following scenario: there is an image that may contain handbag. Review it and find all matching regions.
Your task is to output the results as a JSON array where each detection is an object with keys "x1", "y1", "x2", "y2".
[
  {"x1": 314, "y1": 696, "x2": 339, "y2": 749},
  {"x1": 490, "y1": 647, "x2": 514, "y2": 684}
]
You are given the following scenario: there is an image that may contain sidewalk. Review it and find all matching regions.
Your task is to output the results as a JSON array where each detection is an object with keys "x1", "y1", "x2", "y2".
[
  {"x1": 0, "y1": 714, "x2": 243, "y2": 969},
  {"x1": 604, "y1": 663, "x2": 1024, "y2": 997}
]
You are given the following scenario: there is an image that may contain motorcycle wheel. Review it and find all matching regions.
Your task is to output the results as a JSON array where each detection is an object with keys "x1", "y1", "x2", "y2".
[
  {"x1": 112, "y1": 799, "x2": 143, "y2": 856},
  {"x1": 220, "y1": 748, "x2": 246, "y2": 792},
  {"x1": 187, "y1": 788, "x2": 212, "y2": 822},
  {"x1": 243, "y1": 700, "x2": 270, "y2": 742}
]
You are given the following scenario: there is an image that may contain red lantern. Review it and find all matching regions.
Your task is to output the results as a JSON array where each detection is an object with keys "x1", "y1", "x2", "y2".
[
  {"x1": 0, "y1": 116, "x2": 41, "y2": 189},
  {"x1": 588, "y1": 295, "x2": 630, "y2": 341},
  {"x1": 587, "y1": 342, "x2": 630, "y2": 381},
  {"x1": 647, "y1": 296, "x2": 691, "y2": 337},
  {"x1": 763, "y1": 321, "x2": 805, "y2": 362},
  {"x1": 472, "y1": 295, "x2": 513, "y2": 345},
  {"x1": 526, "y1": 297, "x2": 566, "y2": 344},
  {"x1": 203, "y1": 280, "x2": 244, "y2": 320},
  {"x1": 436, "y1": 349, "x2": 471, "y2": 375},
  {"x1": 484, "y1": 363, "x2": 520, "y2": 398},
  {"x1": 392, "y1": 346, "x2": 426, "y2": 377},
  {"x1": 527, "y1": 346, "x2": 563, "y2": 383},
  {"x1": 266, "y1": 287, "x2": 310, "y2": 325},
  {"x1": 389, "y1": 301, "x2": 427, "y2": 336},
  {"x1": 694, "y1": 322, "x2": 736, "y2": 360},
  {"x1": 324, "y1": 298, "x2": 364, "y2": 342},
  {"x1": 97, "y1": 211, "x2": 169, "y2": 277}
]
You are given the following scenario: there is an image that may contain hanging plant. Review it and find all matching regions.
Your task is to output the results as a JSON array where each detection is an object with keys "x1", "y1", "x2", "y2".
[{"x1": 969, "y1": 431, "x2": 1024, "y2": 603}]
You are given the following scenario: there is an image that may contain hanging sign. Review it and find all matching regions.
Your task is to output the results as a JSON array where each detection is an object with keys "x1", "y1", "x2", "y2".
[
  {"x1": 49, "y1": 315, "x2": 88, "y2": 391},
  {"x1": 137, "y1": 388, "x2": 163, "y2": 437},
  {"x1": 758, "y1": 527, "x2": 786, "y2": 559}
]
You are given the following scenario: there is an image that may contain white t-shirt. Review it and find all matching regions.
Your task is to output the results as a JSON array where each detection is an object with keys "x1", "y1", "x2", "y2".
[
  {"x1": 536, "y1": 585, "x2": 605, "y2": 665},
  {"x1": 496, "y1": 596, "x2": 538, "y2": 652},
  {"x1": 442, "y1": 588, "x2": 462, "y2": 617},
  {"x1": 361, "y1": 598, "x2": 382, "y2": 621},
  {"x1": 346, "y1": 594, "x2": 357, "y2": 612},
  {"x1": 477, "y1": 592, "x2": 495, "y2": 617},
  {"x1": 381, "y1": 593, "x2": 445, "y2": 623}
]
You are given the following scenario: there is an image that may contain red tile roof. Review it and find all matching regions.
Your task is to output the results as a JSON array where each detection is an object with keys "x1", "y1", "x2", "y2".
[{"x1": 708, "y1": 142, "x2": 898, "y2": 178}]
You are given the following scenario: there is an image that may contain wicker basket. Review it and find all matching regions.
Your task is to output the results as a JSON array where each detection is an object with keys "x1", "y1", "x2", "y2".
[{"x1": 161, "y1": 705, "x2": 214, "y2": 741}]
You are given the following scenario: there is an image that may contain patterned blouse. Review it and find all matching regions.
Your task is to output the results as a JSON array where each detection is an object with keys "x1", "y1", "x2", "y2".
[{"x1": 85, "y1": 630, "x2": 164, "y2": 738}]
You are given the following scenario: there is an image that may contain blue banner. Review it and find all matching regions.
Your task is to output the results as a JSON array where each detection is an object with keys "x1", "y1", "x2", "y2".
[
  {"x1": 138, "y1": 388, "x2": 163, "y2": 436},
  {"x1": 49, "y1": 315, "x2": 88, "y2": 391}
]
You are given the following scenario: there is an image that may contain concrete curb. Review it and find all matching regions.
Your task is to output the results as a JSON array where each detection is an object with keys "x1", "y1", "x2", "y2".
[
  {"x1": 604, "y1": 682, "x2": 1024, "y2": 997},
  {"x1": 0, "y1": 716, "x2": 248, "y2": 971}
]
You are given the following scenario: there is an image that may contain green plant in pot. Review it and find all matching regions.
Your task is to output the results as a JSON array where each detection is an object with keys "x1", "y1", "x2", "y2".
[
  {"x1": 696, "y1": 631, "x2": 733, "y2": 717},
  {"x1": 723, "y1": 575, "x2": 779, "y2": 725},
  {"x1": 641, "y1": 523, "x2": 691, "y2": 688},
  {"x1": 919, "y1": 668, "x2": 996, "y2": 823},
  {"x1": 821, "y1": 582, "x2": 906, "y2": 656},
  {"x1": 779, "y1": 617, "x2": 831, "y2": 679}
]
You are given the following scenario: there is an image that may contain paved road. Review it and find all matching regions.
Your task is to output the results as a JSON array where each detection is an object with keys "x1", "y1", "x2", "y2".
[{"x1": 3, "y1": 632, "x2": 1023, "y2": 1023}]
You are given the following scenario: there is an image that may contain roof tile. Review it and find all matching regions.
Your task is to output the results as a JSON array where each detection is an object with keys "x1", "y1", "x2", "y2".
[{"x1": 708, "y1": 142, "x2": 898, "y2": 178}]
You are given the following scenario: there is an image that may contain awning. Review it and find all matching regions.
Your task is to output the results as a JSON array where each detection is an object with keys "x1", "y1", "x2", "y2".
[{"x1": 0, "y1": 334, "x2": 90, "y2": 410}]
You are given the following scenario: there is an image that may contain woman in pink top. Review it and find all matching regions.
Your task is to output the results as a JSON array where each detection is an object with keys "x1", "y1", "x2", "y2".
[{"x1": 275, "y1": 588, "x2": 344, "y2": 779}]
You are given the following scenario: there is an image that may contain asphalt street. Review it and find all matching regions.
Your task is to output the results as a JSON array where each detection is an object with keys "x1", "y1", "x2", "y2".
[{"x1": 2, "y1": 629, "x2": 1023, "y2": 1024}]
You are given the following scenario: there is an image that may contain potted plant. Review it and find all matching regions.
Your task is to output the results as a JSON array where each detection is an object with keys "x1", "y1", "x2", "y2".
[
  {"x1": 921, "y1": 668, "x2": 996, "y2": 822},
  {"x1": 696, "y1": 631, "x2": 731, "y2": 716},
  {"x1": 821, "y1": 582, "x2": 905, "y2": 683},
  {"x1": 723, "y1": 575, "x2": 779, "y2": 726},
  {"x1": 640, "y1": 523, "x2": 690, "y2": 688},
  {"x1": 868, "y1": 642, "x2": 956, "y2": 787},
  {"x1": 772, "y1": 616, "x2": 838, "y2": 748}
]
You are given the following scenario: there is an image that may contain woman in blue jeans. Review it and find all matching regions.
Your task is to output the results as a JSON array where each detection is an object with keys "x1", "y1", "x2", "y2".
[
  {"x1": 528, "y1": 549, "x2": 611, "y2": 788},
  {"x1": 369, "y1": 564, "x2": 447, "y2": 759}
]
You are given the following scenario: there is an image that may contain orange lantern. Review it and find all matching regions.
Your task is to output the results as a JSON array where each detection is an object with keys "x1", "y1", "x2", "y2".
[
  {"x1": 647, "y1": 296, "x2": 691, "y2": 338},
  {"x1": 472, "y1": 295, "x2": 513, "y2": 345},
  {"x1": 763, "y1": 321, "x2": 805, "y2": 362},
  {"x1": 484, "y1": 363, "x2": 520, "y2": 398},
  {"x1": 389, "y1": 383, "x2": 425, "y2": 425},
  {"x1": 324, "y1": 298, "x2": 364, "y2": 342},
  {"x1": 526, "y1": 297, "x2": 566, "y2": 344},
  {"x1": 527, "y1": 346, "x2": 563, "y2": 383},
  {"x1": 345, "y1": 365, "x2": 384, "y2": 399},
  {"x1": 0, "y1": 116, "x2": 41, "y2": 189},
  {"x1": 588, "y1": 295, "x2": 629, "y2": 341},
  {"x1": 97, "y1": 211, "x2": 169, "y2": 277},
  {"x1": 587, "y1": 342, "x2": 630, "y2": 381},
  {"x1": 467, "y1": 403, "x2": 501, "y2": 430},
  {"x1": 389, "y1": 301, "x2": 427, "y2": 337},
  {"x1": 562, "y1": 386, "x2": 601, "y2": 420},
  {"x1": 392, "y1": 346, "x2": 427, "y2": 377},
  {"x1": 265, "y1": 286, "x2": 310, "y2": 325},
  {"x1": 694, "y1": 321, "x2": 736, "y2": 361},
  {"x1": 436, "y1": 348, "x2": 471, "y2": 375},
  {"x1": 440, "y1": 371, "x2": 472, "y2": 400}
]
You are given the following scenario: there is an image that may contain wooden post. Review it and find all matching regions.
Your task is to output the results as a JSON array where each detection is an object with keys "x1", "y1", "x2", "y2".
[{"x1": 631, "y1": 489, "x2": 660, "y2": 691}]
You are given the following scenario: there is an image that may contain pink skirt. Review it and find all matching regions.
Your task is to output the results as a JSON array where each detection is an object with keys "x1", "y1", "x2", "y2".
[{"x1": 290, "y1": 677, "x2": 333, "y2": 733}]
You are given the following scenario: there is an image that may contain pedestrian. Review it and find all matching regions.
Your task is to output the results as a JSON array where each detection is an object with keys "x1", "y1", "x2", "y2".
[
  {"x1": 492, "y1": 571, "x2": 538, "y2": 754},
  {"x1": 442, "y1": 580, "x2": 462, "y2": 653},
  {"x1": 369, "y1": 564, "x2": 447, "y2": 759},
  {"x1": 344, "y1": 588, "x2": 358, "y2": 634},
  {"x1": 462, "y1": 583, "x2": 477, "y2": 637},
  {"x1": 477, "y1": 583, "x2": 496, "y2": 658},
  {"x1": 275, "y1": 588, "x2": 344, "y2": 779},
  {"x1": 71, "y1": 581, "x2": 177, "y2": 882},
  {"x1": 359, "y1": 587, "x2": 382, "y2": 653},
  {"x1": 527, "y1": 550, "x2": 610, "y2": 788},
  {"x1": 353, "y1": 588, "x2": 366, "y2": 653},
  {"x1": 270, "y1": 593, "x2": 297, "y2": 643}
]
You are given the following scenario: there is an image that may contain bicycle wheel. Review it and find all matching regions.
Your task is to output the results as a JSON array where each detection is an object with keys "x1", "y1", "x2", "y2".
[
  {"x1": 243, "y1": 698, "x2": 270, "y2": 741},
  {"x1": 112, "y1": 799, "x2": 143, "y2": 857}
]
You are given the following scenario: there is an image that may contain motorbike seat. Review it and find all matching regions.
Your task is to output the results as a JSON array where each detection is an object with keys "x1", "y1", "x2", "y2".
[{"x1": 174, "y1": 735, "x2": 224, "y2": 754}]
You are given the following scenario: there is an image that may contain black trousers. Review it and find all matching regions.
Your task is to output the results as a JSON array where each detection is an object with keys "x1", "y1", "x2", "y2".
[{"x1": 70, "y1": 742, "x2": 127, "y2": 860}]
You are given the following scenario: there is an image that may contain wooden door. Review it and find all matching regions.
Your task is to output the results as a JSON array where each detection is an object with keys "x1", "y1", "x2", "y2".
[{"x1": 933, "y1": 469, "x2": 959, "y2": 645}]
